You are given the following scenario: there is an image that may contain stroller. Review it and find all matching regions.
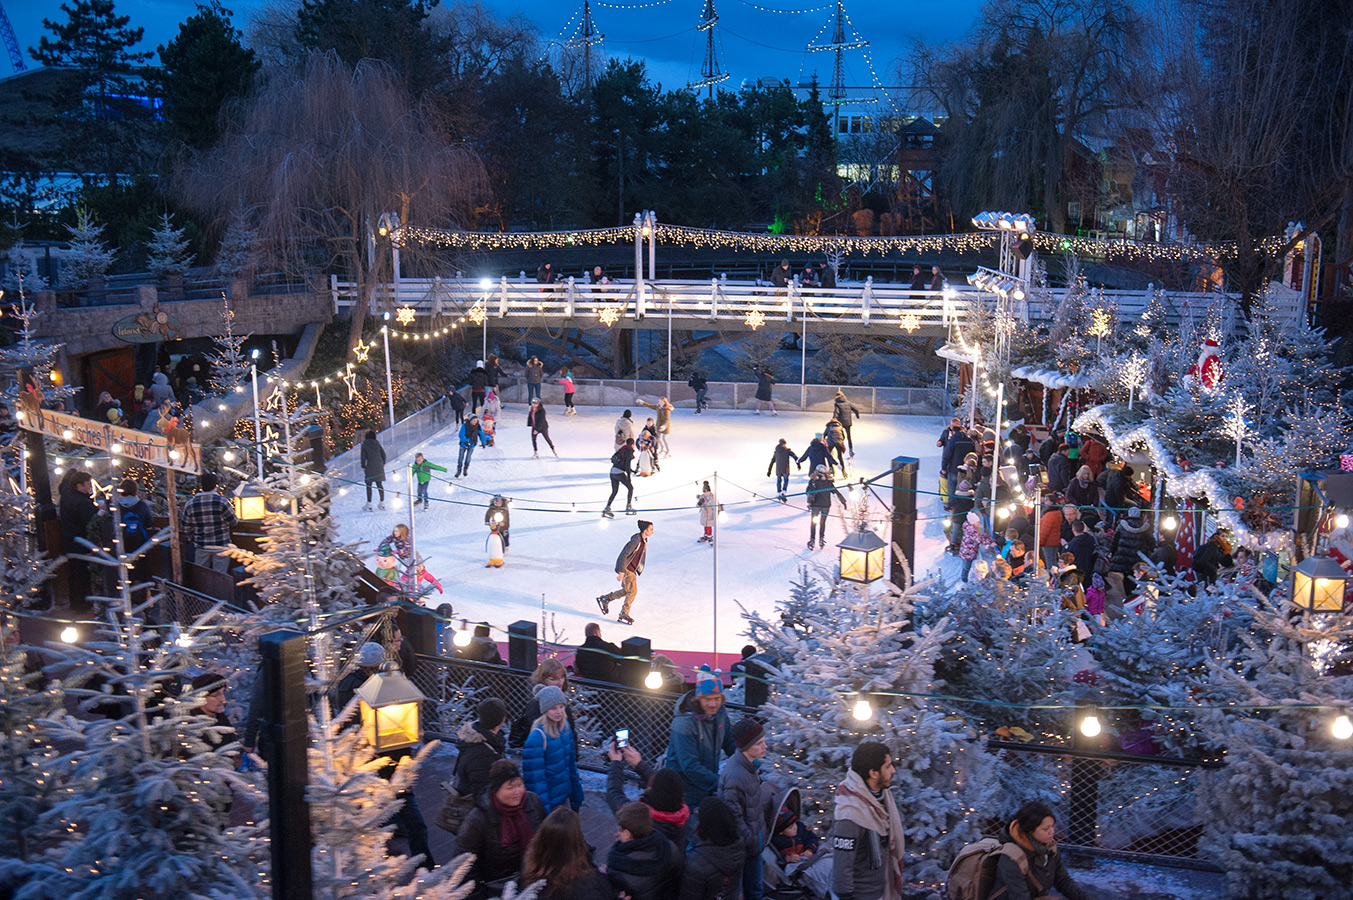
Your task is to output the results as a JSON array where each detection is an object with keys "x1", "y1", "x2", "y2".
[{"x1": 761, "y1": 786, "x2": 833, "y2": 900}]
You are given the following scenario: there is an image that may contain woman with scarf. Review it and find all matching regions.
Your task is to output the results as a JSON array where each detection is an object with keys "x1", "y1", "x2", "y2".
[
  {"x1": 830, "y1": 741, "x2": 906, "y2": 900},
  {"x1": 985, "y1": 801, "x2": 1092, "y2": 900},
  {"x1": 456, "y1": 759, "x2": 546, "y2": 899}
]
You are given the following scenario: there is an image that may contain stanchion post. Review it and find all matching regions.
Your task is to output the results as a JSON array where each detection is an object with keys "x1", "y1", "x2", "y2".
[
  {"x1": 260, "y1": 630, "x2": 313, "y2": 900},
  {"x1": 890, "y1": 456, "x2": 919, "y2": 589}
]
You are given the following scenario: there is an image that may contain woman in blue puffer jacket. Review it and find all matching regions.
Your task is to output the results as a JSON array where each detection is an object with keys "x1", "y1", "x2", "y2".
[{"x1": 522, "y1": 684, "x2": 586, "y2": 813}]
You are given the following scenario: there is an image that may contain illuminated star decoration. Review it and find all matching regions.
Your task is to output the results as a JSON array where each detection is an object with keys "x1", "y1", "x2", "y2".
[
  {"x1": 744, "y1": 309, "x2": 766, "y2": 330},
  {"x1": 598, "y1": 306, "x2": 623, "y2": 327},
  {"x1": 341, "y1": 367, "x2": 358, "y2": 400},
  {"x1": 352, "y1": 342, "x2": 371, "y2": 363},
  {"x1": 899, "y1": 313, "x2": 920, "y2": 333},
  {"x1": 467, "y1": 301, "x2": 487, "y2": 326},
  {"x1": 395, "y1": 305, "x2": 417, "y2": 326}
]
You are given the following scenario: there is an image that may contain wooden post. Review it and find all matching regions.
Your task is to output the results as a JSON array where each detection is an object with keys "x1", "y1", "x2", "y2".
[{"x1": 166, "y1": 471, "x2": 183, "y2": 583}]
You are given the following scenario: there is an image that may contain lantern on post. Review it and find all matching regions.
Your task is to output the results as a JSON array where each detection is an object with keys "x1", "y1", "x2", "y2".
[
  {"x1": 838, "y1": 525, "x2": 887, "y2": 584},
  {"x1": 1289, "y1": 556, "x2": 1351, "y2": 613},
  {"x1": 232, "y1": 482, "x2": 269, "y2": 521},
  {"x1": 355, "y1": 661, "x2": 425, "y2": 751}
]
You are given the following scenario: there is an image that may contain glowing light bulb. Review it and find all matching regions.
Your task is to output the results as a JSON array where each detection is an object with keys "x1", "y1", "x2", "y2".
[
  {"x1": 1333, "y1": 714, "x2": 1353, "y2": 741},
  {"x1": 1336, "y1": 514, "x2": 1350, "y2": 529},
  {"x1": 644, "y1": 670, "x2": 663, "y2": 690},
  {"x1": 852, "y1": 699, "x2": 874, "y2": 721},
  {"x1": 1080, "y1": 713, "x2": 1102, "y2": 738},
  {"x1": 60, "y1": 626, "x2": 78, "y2": 644},
  {"x1": 223, "y1": 451, "x2": 236, "y2": 463},
  {"x1": 218, "y1": 404, "x2": 228, "y2": 412},
  {"x1": 176, "y1": 634, "x2": 194, "y2": 649},
  {"x1": 110, "y1": 443, "x2": 122, "y2": 454},
  {"x1": 1161, "y1": 515, "x2": 1178, "y2": 531},
  {"x1": 453, "y1": 621, "x2": 473, "y2": 648},
  {"x1": 62, "y1": 429, "x2": 73, "y2": 440}
]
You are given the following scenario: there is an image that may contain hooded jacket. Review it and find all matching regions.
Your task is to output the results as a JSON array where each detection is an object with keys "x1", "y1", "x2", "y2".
[
  {"x1": 606, "y1": 830, "x2": 682, "y2": 900},
  {"x1": 614, "y1": 415, "x2": 636, "y2": 448},
  {"x1": 832, "y1": 395, "x2": 861, "y2": 426},
  {"x1": 456, "y1": 786, "x2": 546, "y2": 886},
  {"x1": 677, "y1": 838, "x2": 744, "y2": 900},
  {"x1": 768, "y1": 443, "x2": 799, "y2": 477},
  {"x1": 665, "y1": 691, "x2": 737, "y2": 808},
  {"x1": 360, "y1": 435, "x2": 386, "y2": 479},
  {"x1": 796, "y1": 440, "x2": 835, "y2": 473},
  {"x1": 1109, "y1": 516, "x2": 1155, "y2": 574},
  {"x1": 454, "y1": 719, "x2": 506, "y2": 798},
  {"x1": 148, "y1": 371, "x2": 176, "y2": 406},
  {"x1": 718, "y1": 750, "x2": 770, "y2": 855},
  {"x1": 986, "y1": 825, "x2": 1090, "y2": 900}
]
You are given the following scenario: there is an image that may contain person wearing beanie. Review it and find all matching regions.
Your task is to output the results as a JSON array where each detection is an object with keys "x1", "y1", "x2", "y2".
[
  {"x1": 606, "y1": 742, "x2": 692, "y2": 855},
  {"x1": 596, "y1": 520, "x2": 653, "y2": 626},
  {"x1": 511, "y1": 659, "x2": 575, "y2": 748},
  {"x1": 666, "y1": 667, "x2": 736, "y2": 809},
  {"x1": 719, "y1": 718, "x2": 770, "y2": 900},
  {"x1": 607, "y1": 801, "x2": 682, "y2": 900},
  {"x1": 454, "y1": 697, "x2": 509, "y2": 798},
  {"x1": 679, "y1": 796, "x2": 744, "y2": 900},
  {"x1": 189, "y1": 671, "x2": 235, "y2": 752},
  {"x1": 457, "y1": 758, "x2": 546, "y2": 898},
  {"x1": 329, "y1": 642, "x2": 387, "y2": 716},
  {"x1": 522, "y1": 684, "x2": 585, "y2": 814}
]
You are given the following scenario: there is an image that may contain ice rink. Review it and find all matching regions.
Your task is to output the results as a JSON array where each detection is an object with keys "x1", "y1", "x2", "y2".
[{"x1": 330, "y1": 403, "x2": 954, "y2": 657}]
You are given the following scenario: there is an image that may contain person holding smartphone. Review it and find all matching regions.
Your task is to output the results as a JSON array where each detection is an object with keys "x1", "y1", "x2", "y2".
[{"x1": 606, "y1": 741, "x2": 691, "y2": 854}]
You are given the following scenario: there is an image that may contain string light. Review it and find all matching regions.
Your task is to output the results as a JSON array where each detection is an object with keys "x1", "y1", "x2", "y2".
[
  {"x1": 453, "y1": 619, "x2": 473, "y2": 648},
  {"x1": 60, "y1": 626, "x2": 78, "y2": 643},
  {"x1": 1079, "y1": 708, "x2": 1103, "y2": 737},
  {"x1": 1333, "y1": 715, "x2": 1353, "y2": 741},
  {"x1": 852, "y1": 697, "x2": 874, "y2": 721},
  {"x1": 644, "y1": 668, "x2": 664, "y2": 690}
]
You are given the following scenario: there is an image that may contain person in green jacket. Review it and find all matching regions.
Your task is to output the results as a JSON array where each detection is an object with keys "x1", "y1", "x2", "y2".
[{"x1": 411, "y1": 452, "x2": 447, "y2": 510}]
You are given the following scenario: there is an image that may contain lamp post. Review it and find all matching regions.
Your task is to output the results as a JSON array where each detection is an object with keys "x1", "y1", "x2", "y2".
[
  {"x1": 381, "y1": 312, "x2": 396, "y2": 433},
  {"x1": 250, "y1": 349, "x2": 264, "y2": 480},
  {"x1": 377, "y1": 212, "x2": 401, "y2": 308},
  {"x1": 1289, "y1": 556, "x2": 1351, "y2": 613},
  {"x1": 477, "y1": 279, "x2": 491, "y2": 361}
]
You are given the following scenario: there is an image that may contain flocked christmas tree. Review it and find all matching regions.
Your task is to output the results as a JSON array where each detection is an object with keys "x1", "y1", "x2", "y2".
[
  {"x1": 206, "y1": 296, "x2": 252, "y2": 398},
  {"x1": 215, "y1": 212, "x2": 260, "y2": 280},
  {"x1": 0, "y1": 291, "x2": 82, "y2": 412},
  {"x1": 2, "y1": 243, "x2": 47, "y2": 294},
  {"x1": 145, "y1": 213, "x2": 195, "y2": 279},
  {"x1": 61, "y1": 207, "x2": 115, "y2": 287}
]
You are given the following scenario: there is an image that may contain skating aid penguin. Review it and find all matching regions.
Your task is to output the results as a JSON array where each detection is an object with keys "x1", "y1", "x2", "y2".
[{"x1": 485, "y1": 494, "x2": 510, "y2": 567}]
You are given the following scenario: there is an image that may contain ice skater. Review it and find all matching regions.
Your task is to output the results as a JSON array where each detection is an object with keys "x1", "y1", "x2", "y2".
[
  {"x1": 796, "y1": 433, "x2": 837, "y2": 478},
  {"x1": 824, "y1": 419, "x2": 849, "y2": 473},
  {"x1": 766, "y1": 438, "x2": 800, "y2": 503},
  {"x1": 636, "y1": 418, "x2": 660, "y2": 475},
  {"x1": 527, "y1": 398, "x2": 558, "y2": 458},
  {"x1": 753, "y1": 367, "x2": 777, "y2": 415},
  {"x1": 687, "y1": 371, "x2": 708, "y2": 413},
  {"x1": 638, "y1": 397, "x2": 674, "y2": 456},
  {"x1": 614, "y1": 409, "x2": 636, "y2": 450},
  {"x1": 360, "y1": 430, "x2": 387, "y2": 510},
  {"x1": 697, "y1": 481, "x2": 715, "y2": 543},
  {"x1": 603, "y1": 438, "x2": 638, "y2": 518},
  {"x1": 410, "y1": 452, "x2": 447, "y2": 510},
  {"x1": 456, "y1": 414, "x2": 482, "y2": 478},
  {"x1": 597, "y1": 519, "x2": 653, "y2": 626},
  {"x1": 559, "y1": 369, "x2": 577, "y2": 414},
  {"x1": 832, "y1": 390, "x2": 861, "y2": 457},
  {"x1": 805, "y1": 465, "x2": 846, "y2": 550}
]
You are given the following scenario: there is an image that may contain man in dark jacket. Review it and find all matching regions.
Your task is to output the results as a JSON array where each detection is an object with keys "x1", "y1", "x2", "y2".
[
  {"x1": 831, "y1": 741, "x2": 904, "y2": 900},
  {"x1": 609, "y1": 802, "x2": 682, "y2": 900},
  {"x1": 832, "y1": 391, "x2": 862, "y2": 456},
  {"x1": 1109, "y1": 506, "x2": 1155, "y2": 594},
  {"x1": 667, "y1": 669, "x2": 737, "y2": 809},
  {"x1": 574, "y1": 622, "x2": 622, "y2": 683},
  {"x1": 1047, "y1": 445, "x2": 1075, "y2": 494},
  {"x1": 767, "y1": 438, "x2": 800, "y2": 503},
  {"x1": 796, "y1": 434, "x2": 837, "y2": 477},
  {"x1": 769, "y1": 259, "x2": 792, "y2": 289},
  {"x1": 469, "y1": 360, "x2": 489, "y2": 412},
  {"x1": 596, "y1": 520, "x2": 652, "y2": 626},
  {"x1": 454, "y1": 698, "x2": 508, "y2": 798},
  {"x1": 940, "y1": 428, "x2": 976, "y2": 501},
  {"x1": 719, "y1": 718, "x2": 771, "y2": 900},
  {"x1": 359, "y1": 430, "x2": 387, "y2": 510},
  {"x1": 688, "y1": 372, "x2": 709, "y2": 413},
  {"x1": 1066, "y1": 520, "x2": 1098, "y2": 584},
  {"x1": 60, "y1": 471, "x2": 97, "y2": 612}
]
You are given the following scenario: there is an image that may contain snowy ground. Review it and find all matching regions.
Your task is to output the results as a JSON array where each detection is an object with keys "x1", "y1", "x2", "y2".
[{"x1": 330, "y1": 403, "x2": 956, "y2": 658}]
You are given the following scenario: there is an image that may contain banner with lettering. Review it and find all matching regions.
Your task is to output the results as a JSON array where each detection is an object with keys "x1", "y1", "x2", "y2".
[{"x1": 16, "y1": 404, "x2": 203, "y2": 475}]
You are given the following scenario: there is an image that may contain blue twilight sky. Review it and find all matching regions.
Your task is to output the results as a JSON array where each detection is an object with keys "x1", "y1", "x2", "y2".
[{"x1": 10, "y1": 0, "x2": 986, "y2": 103}]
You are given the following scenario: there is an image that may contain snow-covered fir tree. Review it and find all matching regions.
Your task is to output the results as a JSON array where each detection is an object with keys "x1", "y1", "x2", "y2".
[
  {"x1": 2, "y1": 243, "x2": 47, "y2": 294},
  {"x1": 145, "y1": 213, "x2": 195, "y2": 279},
  {"x1": 206, "y1": 297, "x2": 252, "y2": 398},
  {"x1": 1191, "y1": 588, "x2": 1353, "y2": 899},
  {"x1": 215, "y1": 213, "x2": 259, "y2": 280},
  {"x1": 0, "y1": 293, "x2": 81, "y2": 411},
  {"x1": 743, "y1": 568, "x2": 996, "y2": 879},
  {"x1": 0, "y1": 621, "x2": 67, "y2": 869},
  {"x1": 61, "y1": 207, "x2": 115, "y2": 287}
]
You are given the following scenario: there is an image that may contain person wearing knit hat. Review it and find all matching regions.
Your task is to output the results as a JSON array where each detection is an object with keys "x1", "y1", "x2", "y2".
[
  {"x1": 456, "y1": 758, "x2": 546, "y2": 891},
  {"x1": 522, "y1": 683, "x2": 584, "y2": 813},
  {"x1": 454, "y1": 696, "x2": 509, "y2": 798},
  {"x1": 597, "y1": 520, "x2": 654, "y2": 626},
  {"x1": 189, "y1": 671, "x2": 235, "y2": 751},
  {"x1": 330, "y1": 642, "x2": 389, "y2": 718},
  {"x1": 720, "y1": 717, "x2": 770, "y2": 900},
  {"x1": 356, "y1": 642, "x2": 386, "y2": 668},
  {"x1": 605, "y1": 741, "x2": 693, "y2": 854},
  {"x1": 666, "y1": 666, "x2": 737, "y2": 809}
]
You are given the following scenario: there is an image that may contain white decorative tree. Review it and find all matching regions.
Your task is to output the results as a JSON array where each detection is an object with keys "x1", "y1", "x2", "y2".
[
  {"x1": 0, "y1": 293, "x2": 81, "y2": 411},
  {"x1": 1223, "y1": 393, "x2": 1251, "y2": 467},
  {"x1": 145, "y1": 213, "x2": 195, "y2": 278},
  {"x1": 2, "y1": 243, "x2": 47, "y2": 293},
  {"x1": 61, "y1": 207, "x2": 115, "y2": 287},
  {"x1": 215, "y1": 212, "x2": 260, "y2": 280},
  {"x1": 1118, "y1": 351, "x2": 1148, "y2": 410},
  {"x1": 207, "y1": 296, "x2": 252, "y2": 398}
]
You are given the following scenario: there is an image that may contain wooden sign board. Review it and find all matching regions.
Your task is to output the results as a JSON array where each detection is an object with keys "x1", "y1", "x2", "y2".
[
  {"x1": 16, "y1": 405, "x2": 202, "y2": 475},
  {"x1": 112, "y1": 311, "x2": 183, "y2": 343}
]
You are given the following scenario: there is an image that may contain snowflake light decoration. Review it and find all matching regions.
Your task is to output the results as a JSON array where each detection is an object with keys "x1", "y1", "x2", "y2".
[
  {"x1": 745, "y1": 309, "x2": 766, "y2": 330},
  {"x1": 395, "y1": 305, "x2": 416, "y2": 326},
  {"x1": 898, "y1": 313, "x2": 920, "y2": 332},
  {"x1": 598, "y1": 306, "x2": 623, "y2": 327},
  {"x1": 467, "y1": 301, "x2": 487, "y2": 325}
]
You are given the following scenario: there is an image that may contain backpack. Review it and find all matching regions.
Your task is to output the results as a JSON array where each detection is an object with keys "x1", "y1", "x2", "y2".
[
  {"x1": 120, "y1": 504, "x2": 150, "y2": 551},
  {"x1": 945, "y1": 838, "x2": 1031, "y2": 900},
  {"x1": 610, "y1": 448, "x2": 626, "y2": 469}
]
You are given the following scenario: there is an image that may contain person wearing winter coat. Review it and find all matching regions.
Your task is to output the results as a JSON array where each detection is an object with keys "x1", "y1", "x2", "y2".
[
  {"x1": 767, "y1": 439, "x2": 800, "y2": 503},
  {"x1": 1065, "y1": 520, "x2": 1098, "y2": 584},
  {"x1": 807, "y1": 466, "x2": 844, "y2": 551},
  {"x1": 753, "y1": 368, "x2": 777, "y2": 415},
  {"x1": 446, "y1": 387, "x2": 467, "y2": 424},
  {"x1": 824, "y1": 419, "x2": 849, "y2": 471},
  {"x1": 375, "y1": 524, "x2": 411, "y2": 582},
  {"x1": 1064, "y1": 465, "x2": 1099, "y2": 509},
  {"x1": 410, "y1": 452, "x2": 447, "y2": 511},
  {"x1": 559, "y1": 369, "x2": 577, "y2": 414},
  {"x1": 456, "y1": 414, "x2": 482, "y2": 478},
  {"x1": 59, "y1": 471, "x2": 97, "y2": 612},
  {"x1": 574, "y1": 623, "x2": 623, "y2": 683},
  {"x1": 679, "y1": 797, "x2": 744, "y2": 900},
  {"x1": 596, "y1": 520, "x2": 652, "y2": 625},
  {"x1": 607, "y1": 802, "x2": 682, "y2": 900},
  {"x1": 666, "y1": 669, "x2": 737, "y2": 809},
  {"x1": 483, "y1": 388, "x2": 502, "y2": 423},
  {"x1": 454, "y1": 698, "x2": 508, "y2": 798},
  {"x1": 719, "y1": 719, "x2": 772, "y2": 900},
  {"x1": 469, "y1": 361, "x2": 489, "y2": 412},
  {"x1": 511, "y1": 659, "x2": 576, "y2": 747},
  {"x1": 1046, "y1": 446, "x2": 1075, "y2": 495},
  {"x1": 614, "y1": 409, "x2": 636, "y2": 450},
  {"x1": 831, "y1": 742, "x2": 905, "y2": 900},
  {"x1": 525, "y1": 356, "x2": 545, "y2": 403},
  {"x1": 687, "y1": 372, "x2": 709, "y2": 413},
  {"x1": 360, "y1": 430, "x2": 387, "y2": 510},
  {"x1": 523, "y1": 808, "x2": 616, "y2": 900},
  {"x1": 605, "y1": 744, "x2": 692, "y2": 854},
  {"x1": 984, "y1": 801, "x2": 1093, "y2": 900},
  {"x1": 697, "y1": 481, "x2": 716, "y2": 544},
  {"x1": 959, "y1": 510, "x2": 996, "y2": 581},
  {"x1": 521, "y1": 684, "x2": 585, "y2": 814},
  {"x1": 148, "y1": 370, "x2": 176, "y2": 407},
  {"x1": 797, "y1": 434, "x2": 837, "y2": 477},
  {"x1": 948, "y1": 475, "x2": 976, "y2": 554},
  {"x1": 485, "y1": 354, "x2": 507, "y2": 393},
  {"x1": 528, "y1": 399, "x2": 558, "y2": 458},
  {"x1": 1103, "y1": 464, "x2": 1135, "y2": 519},
  {"x1": 1080, "y1": 436, "x2": 1110, "y2": 480},
  {"x1": 769, "y1": 259, "x2": 792, "y2": 289},
  {"x1": 1109, "y1": 506, "x2": 1155, "y2": 591},
  {"x1": 639, "y1": 397, "x2": 674, "y2": 456},
  {"x1": 457, "y1": 759, "x2": 547, "y2": 899},
  {"x1": 603, "y1": 440, "x2": 638, "y2": 518},
  {"x1": 1192, "y1": 531, "x2": 1233, "y2": 586},
  {"x1": 941, "y1": 429, "x2": 977, "y2": 501},
  {"x1": 832, "y1": 391, "x2": 862, "y2": 456}
]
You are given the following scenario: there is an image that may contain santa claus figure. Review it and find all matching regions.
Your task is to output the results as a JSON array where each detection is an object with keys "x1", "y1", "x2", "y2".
[{"x1": 1184, "y1": 338, "x2": 1224, "y2": 391}]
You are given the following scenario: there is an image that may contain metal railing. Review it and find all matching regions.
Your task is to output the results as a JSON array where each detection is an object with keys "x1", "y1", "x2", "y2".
[{"x1": 323, "y1": 397, "x2": 452, "y2": 488}]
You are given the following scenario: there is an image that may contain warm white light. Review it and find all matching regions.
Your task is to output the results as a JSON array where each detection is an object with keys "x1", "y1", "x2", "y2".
[
  {"x1": 453, "y1": 621, "x2": 473, "y2": 648},
  {"x1": 1336, "y1": 514, "x2": 1350, "y2": 530},
  {"x1": 1162, "y1": 516, "x2": 1178, "y2": 531},
  {"x1": 60, "y1": 626, "x2": 78, "y2": 644},
  {"x1": 201, "y1": 419, "x2": 210, "y2": 428},
  {"x1": 218, "y1": 403, "x2": 228, "y2": 412},
  {"x1": 54, "y1": 466, "x2": 64, "y2": 476},
  {"x1": 852, "y1": 698, "x2": 874, "y2": 721},
  {"x1": 298, "y1": 474, "x2": 311, "y2": 486},
  {"x1": 251, "y1": 349, "x2": 260, "y2": 360},
  {"x1": 62, "y1": 429, "x2": 73, "y2": 440},
  {"x1": 110, "y1": 443, "x2": 122, "y2": 454},
  {"x1": 1333, "y1": 714, "x2": 1353, "y2": 741},
  {"x1": 223, "y1": 451, "x2": 236, "y2": 463},
  {"x1": 479, "y1": 278, "x2": 492, "y2": 290},
  {"x1": 1080, "y1": 713, "x2": 1102, "y2": 737},
  {"x1": 644, "y1": 670, "x2": 663, "y2": 690},
  {"x1": 176, "y1": 634, "x2": 194, "y2": 648}
]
